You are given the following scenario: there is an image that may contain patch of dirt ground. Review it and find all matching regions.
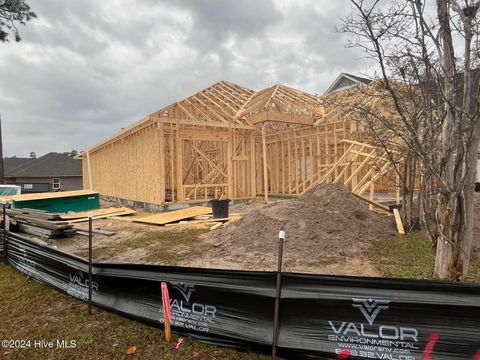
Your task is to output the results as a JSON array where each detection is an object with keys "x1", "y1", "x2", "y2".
[
  {"x1": 182, "y1": 183, "x2": 396, "y2": 275},
  {"x1": 29, "y1": 184, "x2": 397, "y2": 276}
]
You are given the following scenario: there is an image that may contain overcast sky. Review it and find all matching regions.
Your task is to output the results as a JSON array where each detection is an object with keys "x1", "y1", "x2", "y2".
[{"x1": 0, "y1": 0, "x2": 370, "y2": 157}]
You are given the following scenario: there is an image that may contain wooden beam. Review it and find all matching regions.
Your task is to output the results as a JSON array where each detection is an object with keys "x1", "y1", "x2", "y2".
[
  {"x1": 250, "y1": 132, "x2": 256, "y2": 197},
  {"x1": 157, "y1": 116, "x2": 256, "y2": 130},
  {"x1": 227, "y1": 131, "x2": 234, "y2": 199},
  {"x1": 86, "y1": 150, "x2": 93, "y2": 190},
  {"x1": 191, "y1": 144, "x2": 228, "y2": 178},
  {"x1": 369, "y1": 175, "x2": 375, "y2": 211},
  {"x1": 170, "y1": 124, "x2": 175, "y2": 202},
  {"x1": 393, "y1": 208, "x2": 405, "y2": 234},
  {"x1": 353, "y1": 193, "x2": 392, "y2": 213},
  {"x1": 175, "y1": 124, "x2": 184, "y2": 201},
  {"x1": 158, "y1": 123, "x2": 166, "y2": 203},
  {"x1": 262, "y1": 125, "x2": 269, "y2": 203},
  {"x1": 179, "y1": 129, "x2": 230, "y2": 142},
  {"x1": 248, "y1": 112, "x2": 315, "y2": 126}
]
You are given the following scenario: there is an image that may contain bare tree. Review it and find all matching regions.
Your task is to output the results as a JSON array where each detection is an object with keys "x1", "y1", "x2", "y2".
[{"x1": 340, "y1": 0, "x2": 480, "y2": 280}]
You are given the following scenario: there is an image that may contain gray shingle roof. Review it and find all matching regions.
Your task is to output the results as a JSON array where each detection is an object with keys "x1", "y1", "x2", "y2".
[
  {"x1": 343, "y1": 73, "x2": 372, "y2": 85},
  {"x1": 4, "y1": 153, "x2": 82, "y2": 177}
]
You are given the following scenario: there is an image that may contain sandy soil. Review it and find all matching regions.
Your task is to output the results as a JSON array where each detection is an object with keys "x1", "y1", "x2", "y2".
[
  {"x1": 23, "y1": 184, "x2": 395, "y2": 277},
  {"x1": 181, "y1": 184, "x2": 395, "y2": 275}
]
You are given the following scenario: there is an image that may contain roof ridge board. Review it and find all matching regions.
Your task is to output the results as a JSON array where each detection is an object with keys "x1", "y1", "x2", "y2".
[
  {"x1": 219, "y1": 80, "x2": 255, "y2": 95},
  {"x1": 217, "y1": 80, "x2": 254, "y2": 96}
]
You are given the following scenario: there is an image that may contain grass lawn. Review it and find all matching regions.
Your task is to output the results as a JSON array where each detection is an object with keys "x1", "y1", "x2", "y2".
[
  {"x1": 0, "y1": 264, "x2": 269, "y2": 360},
  {"x1": 369, "y1": 231, "x2": 480, "y2": 282}
]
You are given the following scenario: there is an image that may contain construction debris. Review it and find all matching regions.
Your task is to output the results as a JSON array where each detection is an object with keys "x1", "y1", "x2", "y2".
[
  {"x1": 6, "y1": 207, "x2": 133, "y2": 239},
  {"x1": 7, "y1": 208, "x2": 76, "y2": 239},
  {"x1": 133, "y1": 206, "x2": 212, "y2": 226},
  {"x1": 393, "y1": 208, "x2": 405, "y2": 235}
]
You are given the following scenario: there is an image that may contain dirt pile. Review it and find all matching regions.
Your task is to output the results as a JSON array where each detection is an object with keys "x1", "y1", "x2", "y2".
[{"x1": 200, "y1": 183, "x2": 396, "y2": 271}]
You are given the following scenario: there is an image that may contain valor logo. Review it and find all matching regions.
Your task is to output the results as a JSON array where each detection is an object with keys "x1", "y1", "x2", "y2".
[
  {"x1": 166, "y1": 281, "x2": 217, "y2": 333},
  {"x1": 352, "y1": 298, "x2": 390, "y2": 325},
  {"x1": 171, "y1": 282, "x2": 195, "y2": 302},
  {"x1": 328, "y1": 296, "x2": 419, "y2": 358}
]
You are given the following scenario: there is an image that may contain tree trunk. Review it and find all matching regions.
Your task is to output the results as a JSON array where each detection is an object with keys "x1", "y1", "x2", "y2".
[
  {"x1": 434, "y1": 192, "x2": 467, "y2": 280},
  {"x1": 433, "y1": 0, "x2": 479, "y2": 281}
]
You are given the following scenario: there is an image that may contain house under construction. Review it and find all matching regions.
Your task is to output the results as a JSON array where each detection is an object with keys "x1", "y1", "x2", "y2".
[{"x1": 78, "y1": 74, "x2": 397, "y2": 206}]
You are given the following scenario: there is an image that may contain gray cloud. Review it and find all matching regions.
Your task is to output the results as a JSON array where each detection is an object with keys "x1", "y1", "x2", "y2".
[{"x1": 0, "y1": 0, "x2": 369, "y2": 157}]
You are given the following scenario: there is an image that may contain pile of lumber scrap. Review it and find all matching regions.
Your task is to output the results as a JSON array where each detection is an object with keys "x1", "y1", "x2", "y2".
[{"x1": 7, "y1": 208, "x2": 76, "y2": 239}]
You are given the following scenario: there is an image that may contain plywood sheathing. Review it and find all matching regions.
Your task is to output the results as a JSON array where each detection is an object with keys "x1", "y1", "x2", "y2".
[{"x1": 133, "y1": 206, "x2": 212, "y2": 225}]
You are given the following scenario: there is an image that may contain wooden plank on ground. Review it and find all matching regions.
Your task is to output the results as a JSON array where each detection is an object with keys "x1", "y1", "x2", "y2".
[
  {"x1": 352, "y1": 193, "x2": 392, "y2": 213},
  {"x1": 393, "y1": 208, "x2": 405, "y2": 235},
  {"x1": 75, "y1": 228, "x2": 116, "y2": 236},
  {"x1": 133, "y1": 206, "x2": 212, "y2": 225},
  {"x1": 210, "y1": 222, "x2": 222, "y2": 230},
  {"x1": 60, "y1": 207, "x2": 135, "y2": 220},
  {"x1": 65, "y1": 208, "x2": 136, "y2": 223}
]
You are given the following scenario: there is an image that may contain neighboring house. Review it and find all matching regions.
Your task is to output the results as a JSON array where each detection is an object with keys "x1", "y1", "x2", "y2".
[
  {"x1": 4, "y1": 153, "x2": 83, "y2": 193},
  {"x1": 324, "y1": 73, "x2": 372, "y2": 94}
]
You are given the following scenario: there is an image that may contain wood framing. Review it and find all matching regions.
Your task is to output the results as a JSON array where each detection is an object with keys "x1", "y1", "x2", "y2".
[{"x1": 78, "y1": 80, "x2": 399, "y2": 205}]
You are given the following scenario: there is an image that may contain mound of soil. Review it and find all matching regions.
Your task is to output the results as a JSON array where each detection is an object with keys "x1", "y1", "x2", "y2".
[{"x1": 201, "y1": 183, "x2": 396, "y2": 269}]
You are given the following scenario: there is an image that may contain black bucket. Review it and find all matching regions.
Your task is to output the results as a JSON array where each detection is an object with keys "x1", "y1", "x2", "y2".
[{"x1": 210, "y1": 199, "x2": 230, "y2": 219}]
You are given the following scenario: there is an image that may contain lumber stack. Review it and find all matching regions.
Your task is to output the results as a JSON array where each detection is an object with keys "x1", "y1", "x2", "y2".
[
  {"x1": 7, "y1": 207, "x2": 135, "y2": 238},
  {"x1": 7, "y1": 208, "x2": 76, "y2": 239}
]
